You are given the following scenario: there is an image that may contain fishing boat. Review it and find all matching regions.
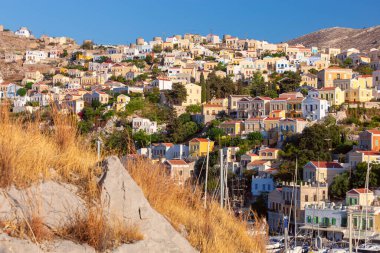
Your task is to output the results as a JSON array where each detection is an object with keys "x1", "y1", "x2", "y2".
[{"x1": 356, "y1": 243, "x2": 380, "y2": 253}]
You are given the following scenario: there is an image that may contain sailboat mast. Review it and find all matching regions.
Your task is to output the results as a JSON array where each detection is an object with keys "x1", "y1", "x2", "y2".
[
  {"x1": 364, "y1": 154, "x2": 370, "y2": 247},
  {"x1": 204, "y1": 139, "x2": 210, "y2": 209},
  {"x1": 294, "y1": 156, "x2": 298, "y2": 247}
]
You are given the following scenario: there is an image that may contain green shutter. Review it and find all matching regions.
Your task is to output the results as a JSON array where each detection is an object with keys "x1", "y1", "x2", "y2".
[{"x1": 332, "y1": 218, "x2": 336, "y2": 225}]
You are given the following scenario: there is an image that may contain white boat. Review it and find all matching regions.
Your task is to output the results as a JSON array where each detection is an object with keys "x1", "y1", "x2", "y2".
[
  {"x1": 357, "y1": 243, "x2": 380, "y2": 253},
  {"x1": 327, "y1": 249, "x2": 349, "y2": 253},
  {"x1": 284, "y1": 246, "x2": 303, "y2": 253},
  {"x1": 266, "y1": 237, "x2": 284, "y2": 253}
]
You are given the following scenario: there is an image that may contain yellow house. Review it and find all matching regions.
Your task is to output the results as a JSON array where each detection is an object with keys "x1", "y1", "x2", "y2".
[
  {"x1": 115, "y1": 94, "x2": 130, "y2": 111},
  {"x1": 317, "y1": 66, "x2": 353, "y2": 88},
  {"x1": 204, "y1": 62, "x2": 218, "y2": 71},
  {"x1": 270, "y1": 110, "x2": 286, "y2": 118},
  {"x1": 345, "y1": 87, "x2": 373, "y2": 103},
  {"x1": 189, "y1": 138, "x2": 214, "y2": 157},
  {"x1": 182, "y1": 83, "x2": 201, "y2": 106},
  {"x1": 318, "y1": 87, "x2": 345, "y2": 106},
  {"x1": 219, "y1": 120, "x2": 243, "y2": 135}
]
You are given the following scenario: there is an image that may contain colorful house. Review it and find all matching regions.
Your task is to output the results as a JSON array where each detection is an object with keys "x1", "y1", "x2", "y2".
[
  {"x1": 189, "y1": 138, "x2": 214, "y2": 157},
  {"x1": 219, "y1": 120, "x2": 243, "y2": 136}
]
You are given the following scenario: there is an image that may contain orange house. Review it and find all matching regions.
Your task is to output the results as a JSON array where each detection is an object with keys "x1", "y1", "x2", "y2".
[{"x1": 358, "y1": 129, "x2": 380, "y2": 151}]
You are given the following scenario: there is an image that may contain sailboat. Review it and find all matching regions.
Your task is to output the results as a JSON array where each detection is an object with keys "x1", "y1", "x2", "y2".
[{"x1": 351, "y1": 157, "x2": 380, "y2": 253}]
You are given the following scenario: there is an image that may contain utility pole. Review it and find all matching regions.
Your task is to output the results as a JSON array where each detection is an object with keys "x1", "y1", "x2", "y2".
[
  {"x1": 220, "y1": 148, "x2": 224, "y2": 208},
  {"x1": 204, "y1": 139, "x2": 211, "y2": 209}
]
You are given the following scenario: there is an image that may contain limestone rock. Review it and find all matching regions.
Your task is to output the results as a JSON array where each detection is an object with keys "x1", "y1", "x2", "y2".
[{"x1": 101, "y1": 156, "x2": 197, "y2": 253}]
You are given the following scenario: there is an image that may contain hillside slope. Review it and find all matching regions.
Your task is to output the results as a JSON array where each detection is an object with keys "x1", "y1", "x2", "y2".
[{"x1": 287, "y1": 26, "x2": 380, "y2": 51}]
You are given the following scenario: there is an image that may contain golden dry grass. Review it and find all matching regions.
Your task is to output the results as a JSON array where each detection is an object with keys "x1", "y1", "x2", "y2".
[
  {"x1": 58, "y1": 207, "x2": 143, "y2": 251},
  {"x1": 0, "y1": 105, "x2": 98, "y2": 192},
  {"x1": 0, "y1": 105, "x2": 143, "y2": 251},
  {"x1": 126, "y1": 158, "x2": 267, "y2": 253},
  {"x1": 0, "y1": 214, "x2": 53, "y2": 242}
]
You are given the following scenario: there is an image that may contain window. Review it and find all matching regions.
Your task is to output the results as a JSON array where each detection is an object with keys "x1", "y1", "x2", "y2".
[
  {"x1": 332, "y1": 218, "x2": 336, "y2": 226},
  {"x1": 305, "y1": 195, "x2": 309, "y2": 202}
]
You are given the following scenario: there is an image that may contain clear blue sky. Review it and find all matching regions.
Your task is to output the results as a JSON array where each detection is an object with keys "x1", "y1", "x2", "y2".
[{"x1": 1, "y1": 0, "x2": 379, "y2": 45}]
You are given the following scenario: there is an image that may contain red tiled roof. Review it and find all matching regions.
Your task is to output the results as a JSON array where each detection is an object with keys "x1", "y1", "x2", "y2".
[
  {"x1": 347, "y1": 188, "x2": 372, "y2": 194},
  {"x1": 166, "y1": 160, "x2": 188, "y2": 165},
  {"x1": 221, "y1": 120, "x2": 242, "y2": 125},
  {"x1": 309, "y1": 161, "x2": 343, "y2": 169},
  {"x1": 190, "y1": 138, "x2": 210, "y2": 143},
  {"x1": 255, "y1": 96, "x2": 272, "y2": 100},
  {"x1": 248, "y1": 160, "x2": 269, "y2": 166},
  {"x1": 357, "y1": 150, "x2": 380, "y2": 156},
  {"x1": 319, "y1": 87, "x2": 336, "y2": 91},
  {"x1": 368, "y1": 129, "x2": 380, "y2": 135},
  {"x1": 264, "y1": 117, "x2": 283, "y2": 121},
  {"x1": 260, "y1": 148, "x2": 279, "y2": 152}
]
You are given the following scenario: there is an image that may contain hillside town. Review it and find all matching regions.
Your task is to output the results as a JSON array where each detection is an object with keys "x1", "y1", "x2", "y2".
[{"x1": 2, "y1": 24, "x2": 380, "y2": 252}]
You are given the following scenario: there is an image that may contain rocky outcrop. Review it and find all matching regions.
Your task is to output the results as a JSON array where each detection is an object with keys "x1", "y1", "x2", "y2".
[
  {"x1": 0, "y1": 181, "x2": 86, "y2": 229},
  {"x1": 287, "y1": 25, "x2": 380, "y2": 51},
  {"x1": 101, "y1": 156, "x2": 197, "y2": 253},
  {"x1": 0, "y1": 156, "x2": 197, "y2": 253}
]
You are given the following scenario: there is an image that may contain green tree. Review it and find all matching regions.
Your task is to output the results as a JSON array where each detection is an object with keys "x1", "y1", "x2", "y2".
[
  {"x1": 343, "y1": 58, "x2": 353, "y2": 67},
  {"x1": 164, "y1": 83, "x2": 187, "y2": 105},
  {"x1": 153, "y1": 44, "x2": 162, "y2": 53},
  {"x1": 186, "y1": 104, "x2": 202, "y2": 114},
  {"x1": 330, "y1": 172, "x2": 350, "y2": 199},
  {"x1": 61, "y1": 49, "x2": 68, "y2": 58},
  {"x1": 200, "y1": 72, "x2": 207, "y2": 102},
  {"x1": 355, "y1": 64, "x2": 374, "y2": 75},
  {"x1": 16, "y1": 88, "x2": 27, "y2": 97},
  {"x1": 25, "y1": 82, "x2": 34, "y2": 90},
  {"x1": 133, "y1": 130, "x2": 152, "y2": 149},
  {"x1": 145, "y1": 55, "x2": 153, "y2": 65},
  {"x1": 308, "y1": 68, "x2": 318, "y2": 75}
]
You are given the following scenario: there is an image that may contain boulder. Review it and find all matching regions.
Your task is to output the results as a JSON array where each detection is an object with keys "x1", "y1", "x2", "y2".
[
  {"x1": 101, "y1": 156, "x2": 197, "y2": 253},
  {"x1": 0, "y1": 181, "x2": 86, "y2": 229}
]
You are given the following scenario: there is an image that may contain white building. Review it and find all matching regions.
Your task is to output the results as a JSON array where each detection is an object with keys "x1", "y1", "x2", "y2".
[
  {"x1": 303, "y1": 203, "x2": 347, "y2": 241},
  {"x1": 251, "y1": 173, "x2": 275, "y2": 197},
  {"x1": 132, "y1": 117, "x2": 157, "y2": 134},
  {"x1": 15, "y1": 27, "x2": 32, "y2": 38},
  {"x1": 275, "y1": 59, "x2": 296, "y2": 74},
  {"x1": 206, "y1": 34, "x2": 220, "y2": 44},
  {"x1": 25, "y1": 50, "x2": 48, "y2": 64},
  {"x1": 151, "y1": 77, "x2": 173, "y2": 90},
  {"x1": 149, "y1": 143, "x2": 189, "y2": 160},
  {"x1": 302, "y1": 96, "x2": 329, "y2": 121}
]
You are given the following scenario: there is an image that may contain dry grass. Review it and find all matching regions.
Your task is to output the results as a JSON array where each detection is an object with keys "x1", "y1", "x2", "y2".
[
  {"x1": 126, "y1": 158, "x2": 267, "y2": 253},
  {"x1": 58, "y1": 207, "x2": 143, "y2": 251},
  {"x1": 0, "y1": 214, "x2": 53, "y2": 242},
  {"x1": 0, "y1": 105, "x2": 143, "y2": 251},
  {"x1": 0, "y1": 105, "x2": 98, "y2": 194}
]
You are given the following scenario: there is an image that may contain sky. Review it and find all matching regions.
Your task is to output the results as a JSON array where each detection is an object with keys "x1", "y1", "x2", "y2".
[{"x1": 1, "y1": 0, "x2": 380, "y2": 45}]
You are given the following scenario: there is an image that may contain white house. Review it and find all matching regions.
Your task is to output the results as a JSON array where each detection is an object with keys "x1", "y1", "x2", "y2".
[
  {"x1": 25, "y1": 50, "x2": 48, "y2": 64},
  {"x1": 301, "y1": 96, "x2": 329, "y2": 121},
  {"x1": 132, "y1": 117, "x2": 157, "y2": 134},
  {"x1": 304, "y1": 203, "x2": 347, "y2": 241},
  {"x1": 206, "y1": 34, "x2": 220, "y2": 44},
  {"x1": 0, "y1": 82, "x2": 21, "y2": 99},
  {"x1": 303, "y1": 161, "x2": 347, "y2": 185},
  {"x1": 30, "y1": 93, "x2": 51, "y2": 107},
  {"x1": 151, "y1": 77, "x2": 173, "y2": 90},
  {"x1": 251, "y1": 173, "x2": 275, "y2": 196},
  {"x1": 275, "y1": 59, "x2": 296, "y2": 74},
  {"x1": 15, "y1": 27, "x2": 32, "y2": 38},
  {"x1": 149, "y1": 143, "x2": 189, "y2": 160}
]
